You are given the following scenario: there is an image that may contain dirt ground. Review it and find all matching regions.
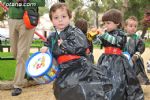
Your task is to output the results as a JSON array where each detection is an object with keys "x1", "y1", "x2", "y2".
[{"x1": 0, "y1": 48, "x2": 150, "y2": 100}]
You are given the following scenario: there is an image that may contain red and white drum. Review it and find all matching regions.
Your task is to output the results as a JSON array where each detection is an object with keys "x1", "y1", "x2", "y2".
[{"x1": 26, "y1": 52, "x2": 59, "y2": 84}]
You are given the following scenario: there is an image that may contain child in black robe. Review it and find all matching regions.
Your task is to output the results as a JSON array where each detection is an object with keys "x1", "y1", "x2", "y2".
[
  {"x1": 40, "y1": 3, "x2": 112, "y2": 100},
  {"x1": 95, "y1": 9, "x2": 144, "y2": 100},
  {"x1": 75, "y1": 18, "x2": 94, "y2": 63},
  {"x1": 124, "y1": 16, "x2": 150, "y2": 85}
]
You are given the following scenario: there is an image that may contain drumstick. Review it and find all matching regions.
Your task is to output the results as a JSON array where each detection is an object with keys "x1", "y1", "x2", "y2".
[
  {"x1": 0, "y1": 2, "x2": 8, "y2": 11},
  {"x1": 34, "y1": 31, "x2": 47, "y2": 42}
]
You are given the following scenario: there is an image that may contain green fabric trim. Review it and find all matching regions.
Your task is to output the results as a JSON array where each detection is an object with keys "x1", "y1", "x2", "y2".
[
  {"x1": 101, "y1": 32, "x2": 116, "y2": 45},
  {"x1": 131, "y1": 34, "x2": 140, "y2": 40}
]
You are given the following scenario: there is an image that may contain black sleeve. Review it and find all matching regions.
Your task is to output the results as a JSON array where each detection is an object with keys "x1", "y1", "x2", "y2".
[
  {"x1": 136, "y1": 38, "x2": 145, "y2": 54},
  {"x1": 60, "y1": 28, "x2": 88, "y2": 56}
]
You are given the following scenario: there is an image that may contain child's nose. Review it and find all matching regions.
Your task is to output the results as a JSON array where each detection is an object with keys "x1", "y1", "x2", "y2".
[{"x1": 59, "y1": 17, "x2": 63, "y2": 21}]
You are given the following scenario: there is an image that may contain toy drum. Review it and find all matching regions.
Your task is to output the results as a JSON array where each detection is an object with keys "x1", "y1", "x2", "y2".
[{"x1": 26, "y1": 52, "x2": 59, "y2": 84}]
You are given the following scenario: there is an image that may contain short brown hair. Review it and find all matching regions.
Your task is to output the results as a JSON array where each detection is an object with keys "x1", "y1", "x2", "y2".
[
  {"x1": 102, "y1": 9, "x2": 123, "y2": 27},
  {"x1": 49, "y1": 3, "x2": 72, "y2": 20},
  {"x1": 75, "y1": 18, "x2": 88, "y2": 34},
  {"x1": 125, "y1": 16, "x2": 138, "y2": 26}
]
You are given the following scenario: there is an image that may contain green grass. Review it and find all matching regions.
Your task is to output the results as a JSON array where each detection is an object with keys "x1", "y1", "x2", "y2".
[
  {"x1": 0, "y1": 52, "x2": 13, "y2": 57},
  {"x1": 0, "y1": 52, "x2": 34, "y2": 81},
  {"x1": 145, "y1": 39, "x2": 150, "y2": 47},
  {"x1": 0, "y1": 52, "x2": 15, "y2": 80},
  {"x1": 31, "y1": 39, "x2": 44, "y2": 47},
  {"x1": 1, "y1": 39, "x2": 44, "y2": 47},
  {"x1": 0, "y1": 60, "x2": 15, "y2": 80},
  {"x1": 145, "y1": 42, "x2": 150, "y2": 47}
]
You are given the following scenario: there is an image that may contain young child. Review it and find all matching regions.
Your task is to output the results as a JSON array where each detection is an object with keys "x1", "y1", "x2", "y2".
[
  {"x1": 124, "y1": 16, "x2": 150, "y2": 85},
  {"x1": 75, "y1": 18, "x2": 94, "y2": 63},
  {"x1": 40, "y1": 3, "x2": 112, "y2": 100},
  {"x1": 95, "y1": 9, "x2": 144, "y2": 100}
]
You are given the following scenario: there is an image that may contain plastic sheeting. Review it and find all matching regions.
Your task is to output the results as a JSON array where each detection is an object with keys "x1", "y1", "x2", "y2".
[
  {"x1": 97, "y1": 54, "x2": 144, "y2": 100},
  {"x1": 134, "y1": 57, "x2": 150, "y2": 84},
  {"x1": 45, "y1": 26, "x2": 112, "y2": 100},
  {"x1": 53, "y1": 57, "x2": 112, "y2": 100}
]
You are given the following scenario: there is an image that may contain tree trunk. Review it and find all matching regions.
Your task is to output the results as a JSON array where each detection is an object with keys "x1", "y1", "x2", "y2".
[
  {"x1": 121, "y1": 0, "x2": 128, "y2": 15},
  {"x1": 96, "y1": 11, "x2": 98, "y2": 28},
  {"x1": 141, "y1": 25, "x2": 148, "y2": 39}
]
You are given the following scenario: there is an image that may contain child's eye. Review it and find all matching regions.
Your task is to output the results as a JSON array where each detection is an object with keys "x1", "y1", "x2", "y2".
[
  {"x1": 62, "y1": 16, "x2": 66, "y2": 18},
  {"x1": 107, "y1": 22, "x2": 110, "y2": 24},
  {"x1": 54, "y1": 17, "x2": 58, "y2": 19},
  {"x1": 129, "y1": 25, "x2": 132, "y2": 27}
]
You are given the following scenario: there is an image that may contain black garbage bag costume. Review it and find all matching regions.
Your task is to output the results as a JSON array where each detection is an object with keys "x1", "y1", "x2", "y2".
[
  {"x1": 124, "y1": 34, "x2": 149, "y2": 84},
  {"x1": 86, "y1": 38, "x2": 94, "y2": 63},
  {"x1": 44, "y1": 25, "x2": 112, "y2": 100},
  {"x1": 96, "y1": 29, "x2": 144, "y2": 100}
]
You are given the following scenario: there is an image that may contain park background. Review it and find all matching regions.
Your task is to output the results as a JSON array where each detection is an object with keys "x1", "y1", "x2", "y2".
[{"x1": 0, "y1": 0, "x2": 150, "y2": 100}]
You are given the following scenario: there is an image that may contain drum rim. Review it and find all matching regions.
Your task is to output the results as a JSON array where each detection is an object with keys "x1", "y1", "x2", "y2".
[{"x1": 25, "y1": 51, "x2": 53, "y2": 78}]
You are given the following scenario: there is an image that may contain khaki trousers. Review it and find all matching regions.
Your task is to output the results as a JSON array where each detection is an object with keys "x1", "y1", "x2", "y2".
[{"x1": 8, "y1": 19, "x2": 34, "y2": 88}]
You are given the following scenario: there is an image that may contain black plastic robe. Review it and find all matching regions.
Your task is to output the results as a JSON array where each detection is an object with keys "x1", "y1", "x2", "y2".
[
  {"x1": 97, "y1": 29, "x2": 144, "y2": 100},
  {"x1": 124, "y1": 34, "x2": 149, "y2": 84},
  {"x1": 45, "y1": 25, "x2": 112, "y2": 100}
]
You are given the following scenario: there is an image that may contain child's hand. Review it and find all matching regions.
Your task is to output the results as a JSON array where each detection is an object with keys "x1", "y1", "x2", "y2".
[
  {"x1": 97, "y1": 28, "x2": 103, "y2": 34},
  {"x1": 90, "y1": 27, "x2": 105, "y2": 35},
  {"x1": 58, "y1": 39, "x2": 63, "y2": 46},
  {"x1": 97, "y1": 28, "x2": 107, "y2": 34},
  {"x1": 91, "y1": 27, "x2": 97, "y2": 32},
  {"x1": 132, "y1": 54, "x2": 139, "y2": 64},
  {"x1": 40, "y1": 46, "x2": 48, "y2": 53},
  {"x1": 89, "y1": 28, "x2": 100, "y2": 34}
]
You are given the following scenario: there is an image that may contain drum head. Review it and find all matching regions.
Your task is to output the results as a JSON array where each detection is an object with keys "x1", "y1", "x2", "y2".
[{"x1": 26, "y1": 52, "x2": 53, "y2": 77}]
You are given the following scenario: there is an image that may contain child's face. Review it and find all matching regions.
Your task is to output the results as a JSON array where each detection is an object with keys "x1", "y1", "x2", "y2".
[
  {"x1": 51, "y1": 8, "x2": 71, "y2": 31},
  {"x1": 125, "y1": 19, "x2": 137, "y2": 35},
  {"x1": 103, "y1": 21, "x2": 119, "y2": 32}
]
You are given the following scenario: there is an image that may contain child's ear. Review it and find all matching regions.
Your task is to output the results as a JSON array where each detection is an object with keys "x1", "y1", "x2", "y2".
[
  {"x1": 116, "y1": 23, "x2": 120, "y2": 26},
  {"x1": 124, "y1": 26, "x2": 127, "y2": 31}
]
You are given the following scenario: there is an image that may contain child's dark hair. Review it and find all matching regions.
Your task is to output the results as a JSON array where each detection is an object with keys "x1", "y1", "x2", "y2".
[
  {"x1": 49, "y1": 3, "x2": 72, "y2": 20},
  {"x1": 102, "y1": 9, "x2": 123, "y2": 28},
  {"x1": 125, "y1": 16, "x2": 138, "y2": 26},
  {"x1": 75, "y1": 18, "x2": 88, "y2": 34}
]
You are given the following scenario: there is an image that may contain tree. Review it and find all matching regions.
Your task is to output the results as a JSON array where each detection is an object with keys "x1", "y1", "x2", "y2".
[
  {"x1": 73, "y1": 7, "x2": 90, "y2": 23},
  {"x1": 38, "y1": 7, "x2": 49, "y2": 16},
  {"x1": 90, "y1": 0, "x2": 150, "y2": 29},
  {"x1": 87, "y1": 0, "x2": 122, "y2": 28},
  {"x1": 121, "y1": 0, "x2": 128, "y2": 15},
  {"x1": 89, "y1": 0, "x2": 101, "y2": 28},
  {"x1": 65, "y1": 0, "x2": 83, "y2": 11},
  {"x1": 65, "y1": 0, "x2": 90, "y2": 23},
  {"x1": 63, "y1": 0, "x2": 149, "y2": 29},
  {"x1": 124, "y1": 0, "x2": 150, "y2": 21}
]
